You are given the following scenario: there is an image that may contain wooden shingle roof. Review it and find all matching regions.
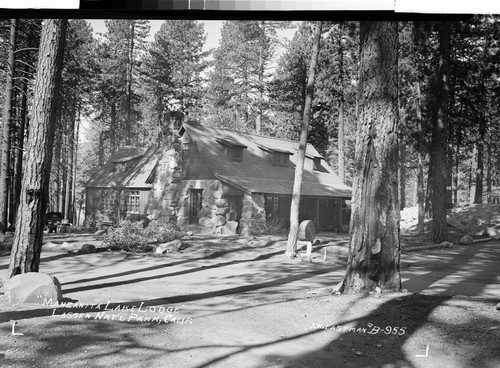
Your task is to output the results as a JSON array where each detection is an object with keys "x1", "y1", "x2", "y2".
[
  {"x1": 86, "y1": 146, "x2": 160, "y2": 189},
  {"x1": 181, "y1": 123, "x2": 352, "y2": 198}
]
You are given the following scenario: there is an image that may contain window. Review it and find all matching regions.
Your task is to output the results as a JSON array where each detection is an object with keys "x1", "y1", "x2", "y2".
[
  {"x1": 189, "y1": 189, "x2": 203, "y2": 224},
  {"x1": 126, "y1": 190, "x2": 140, "y2": 214},
  {"x1": 313, "y1": 157, "x2": 322, "y2": 171},
  {"x1": 265, "y1": 195, "x2": 279, "y2": 219},
  {"x1": 216, "y1": 138, "x2": 246, "y2": 162},
  {"x1": 272, "y1": 152, "x2": 289, "y2": 166},
  {"x1": 229, "y1": 146, "x2": 243, "y2": 161},
  {"x1": 181, "y1": 143, "x2": 190, "y2": 160},
  {"x1": 101, "y1": 190, "x2": 115, "y2": 212}
]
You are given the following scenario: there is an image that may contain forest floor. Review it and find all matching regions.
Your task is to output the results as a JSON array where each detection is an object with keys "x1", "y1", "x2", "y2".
[{"x1": 0, "y1": 204, "x2": 499, "y2": 368}]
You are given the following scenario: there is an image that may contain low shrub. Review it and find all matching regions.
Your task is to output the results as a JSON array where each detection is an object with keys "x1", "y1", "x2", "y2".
[
  {"x1": 264, "y1": 216, "x2": 288, "y2": 235},
  {"x1": 104, "y1": 220, "x2": 183, "y2": 252}
]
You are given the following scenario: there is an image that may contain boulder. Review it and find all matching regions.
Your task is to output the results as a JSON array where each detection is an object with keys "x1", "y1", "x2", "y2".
[
  {"x1": 213, "y1": 215, "x2": 227, "y2": 227},
  {"x1": 459, "y1": 235, "x2": 474, "y2": 245},
  {"x1": 80, "y1": 244, "x2": 96, "y2": 254},
  {"x1": 156, "y1": 246, "x2": 167, "y2": 255},
  {"x1": 158, "y1": 239, "x2": 182, "y2": 253},
  {"x1": 239, "y1": 228, "x2": 252, "y2": 237},
  {"x1": 42, "y1": 242, "x2": 67, "y2": 253},
  {"x1": 221, "y1": 221, "x2": 238, "y2": 235},
  {"x1": 5, "y1": 273, "x2": 62, "y2": 304},
  {"x1": 440, "y1": 241, "x2": 454, "y2": 248},
  {"x1": 199, "y1": 217, "x2": 212, "y2": 227},
  {"x1": 94, "y1": 229, "x2": 106, "y2": 237},
  {"x1": 185, "y1": 231, "x2": 194, "y2": 236},
  {"x1": 496, "y1": 303, "x2": 500, "y2": 311}
]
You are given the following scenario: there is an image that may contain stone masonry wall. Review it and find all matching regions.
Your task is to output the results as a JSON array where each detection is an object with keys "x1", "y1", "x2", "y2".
[{"x1": 239, "y1": 193, "x2": 266, "y2": 237}]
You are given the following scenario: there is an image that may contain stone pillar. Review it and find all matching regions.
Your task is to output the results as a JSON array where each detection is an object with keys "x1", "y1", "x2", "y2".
[{"x1": 239, "y1": 193, "x2": 266, "y2": 236}]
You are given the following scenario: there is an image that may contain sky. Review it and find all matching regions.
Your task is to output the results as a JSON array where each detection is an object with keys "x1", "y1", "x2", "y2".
[{"x1": 87, "y1": 19, "x2": 226, "y2": 53}]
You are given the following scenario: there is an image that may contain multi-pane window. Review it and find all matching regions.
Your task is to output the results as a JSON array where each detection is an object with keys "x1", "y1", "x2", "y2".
[
  {"x1": 101, "y1": 190, "x2": 115, "y2": 212},
  {"x1": 127, "y1": 190, "x2": 140, "y2": 214},
  {"x1": 265, "y1": 195, "x2": 279, "y2": 219},
  {"x1": 189, "y1": 189, "x2": 203, "y2": 224},
  {"x1": 181, "y1": 142, "x2": 190, "y2": 160}
]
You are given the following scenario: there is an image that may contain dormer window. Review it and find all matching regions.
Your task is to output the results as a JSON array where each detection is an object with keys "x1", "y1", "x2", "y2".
[
  {"x1": 258, "y1": 144, "x2": 292, "y2": 166},
  {"x1": 114, "y1": 163, "x2": 127, "y2": 173},
  {"x1": 313, "y1": 157, "x2": 321, "y2": 171},
  {"x1": 229, "y1": 146, "x2": 243, "y2": 161},
  {"x1": 272, "y1": 152, "x2": 289, "y2": 166},
  {"x1": 216, "y1": 137, "x2": 246, "y2": 162}
]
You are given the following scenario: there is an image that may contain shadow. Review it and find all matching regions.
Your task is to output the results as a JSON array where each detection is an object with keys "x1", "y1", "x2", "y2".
[
  {"x1": 61, "y1": 239, "x2": 280, "y2": 287},
  {"x1": 402, "y1": 240, "x2": 500, "y2": 297},
  {"x1": 0, "y1": 253, "x2": 75, "y2": 270},
  {"x1": 0, "y1": 265, "x2": 334, "y2": 323}
]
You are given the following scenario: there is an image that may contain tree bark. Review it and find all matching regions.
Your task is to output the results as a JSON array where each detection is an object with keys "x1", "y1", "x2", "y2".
[
  {"x1": 416, "y1": 83, "x2": 425, "y2": 234},
  {"x1": 342, "y1": 21, "x2": 401, "y2": 293},
  {"x1": 337, "y1": 31, "x2": 346, "y2": 183},
  {"x1": 13, "y1": 68, "x2": 28, "y2": 226},
  {"x1": 400, "y1": 143, "x2": 406, "y2": 210},
  {"x1": 8, "y1": 19, "x2": 67, "y2": 278},
  {"x1": 474, "y1": 116, "x2": 486, "y2": 203},
  {"x1": 285, "y1": 21, "x2": 322, "y2": 258},
  {"x1": 0, "y1": 19, "x2": 18, "y2": 233},
  {"x1": 430, "y1": 22, "x2": 450, "y2": 244}
]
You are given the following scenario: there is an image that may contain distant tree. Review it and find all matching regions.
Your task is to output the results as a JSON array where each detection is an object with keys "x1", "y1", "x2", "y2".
[
  {"x1": 0, "y1": 19, "x2": 17, "y2": 233},
  {"x1": 342, "y1": 21, "x2": 401, "y2": 293},
  {"x1": 140, "y1": 20, "x2": 207, "y2": 144},
  {"x1": 285, "y1": 21, "x2": 322, "y2": 258},
  {"x1": 8, "y1": 19, "x2": 67, "y2": 278}
]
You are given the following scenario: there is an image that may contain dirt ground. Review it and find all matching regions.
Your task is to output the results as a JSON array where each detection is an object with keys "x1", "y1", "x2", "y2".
[{"x1": 0, "y1": 205, "x2": 499, "y2": 368}]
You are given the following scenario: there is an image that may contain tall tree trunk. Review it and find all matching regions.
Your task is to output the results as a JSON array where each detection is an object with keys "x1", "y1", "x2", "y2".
[
  {"x1": 486, "y1": 132, "x2": 492, "y2": 203},
  {"x1": 125, "y1": 21, "x2": 135, "y2": 146},
  {"x1": 337, "y1": 31, "x2": 345, "y2": 183},
  {"x1": 342, "y1": 21, "x2": 401, "y2": 293},
  {"x1": 13, "y1": 69, "x2": 28, "y2": 226},
  {"x1": 474, "y1": 117, "x2": 486, "y2": 203},
  {"x1": 453, "y1": 133, "x2": 460, "y2": 205},
  {"x1": 64, "y1": 98, "x2": 77, "y2": 221},
  {"x1": 469, "y1": 146, "x2": 476, "y2": 204},
  {"x1": 416, "y1": 83, "x2": 425, "y2": 234},
  {"x1": 8, "y1": 19, "x2": 67, "y2": 278},
  {"x1": 285, "y1": 21, "x2": 322, "y2": 258},
  {"x1": 400, "y1": 143, "x2": 406, "y2": 210},
  {"x1": 430, "y1": 22, "x2": 450, "y2": 244},
  {"x1": 0, "y1": 19, "x2": 18, "y2": 233}
]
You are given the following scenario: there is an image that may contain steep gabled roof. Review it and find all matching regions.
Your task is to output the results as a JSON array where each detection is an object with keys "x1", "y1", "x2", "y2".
[
  {"x1": 86, "y1": 146, "x2": 160, "y2": 189},
  {"x1": 181, "y1": 123, "x2": 352, "y2": 198}
]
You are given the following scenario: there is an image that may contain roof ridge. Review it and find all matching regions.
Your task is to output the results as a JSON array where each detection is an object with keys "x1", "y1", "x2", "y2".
[{"x1": 185, "y1": 121, "x2": 315, "y2": 146}]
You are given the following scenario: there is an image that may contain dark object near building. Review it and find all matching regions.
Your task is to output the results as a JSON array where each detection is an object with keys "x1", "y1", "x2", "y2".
[{"x1": 46, "y1": 212, "x2": 62, "y2": 233}]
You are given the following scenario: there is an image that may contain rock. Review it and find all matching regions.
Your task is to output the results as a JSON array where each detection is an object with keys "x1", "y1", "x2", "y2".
[
  {"x1": 156, "y1": 246, "x2": 167, "y2": 255},
  {"x1": 213, "y1": 215, "x2": 227, "y2": 227},
  {"x1": 198, "y1": 217, "x2": 212, "y2": 227},
  {"x1": 215, "y1": 198, "x2": 229, "y2": 207},
  {"x1": 5, "y1": 273, "x2": 62, "y2": 304},
  {"x1": 185, "y1": 231, "x2": 194, "y2": 236},
  {"x1": 215, "y1": 207, "x2": 230, "y2": 216},
  {"x1": 239, "y1": 228, "x2": 252, "y2": 237},
  {"x1": 42, "y1": 242, "x2": 67, "y2": 253},
  {"x1": 94, "y1": 229, "x2": 106, "y2": 237},
  {"x1": 440, "y1": 241, "x2": 453, "y2": 248},
  {"x1": 80, "y1": 244, "x2": 96, "y2": 254},
  {"x1": 485, "y1": 226, "x2": 500, "y2": 240},
  {"x1": 298, "y1": 220, "x2": 316, "y2": 241},
  {"x1": 221, "y1": 221, "x2": 238, "y2": 235},
  {"x1": 158, "y1": 239, "x2": 182, "y2": 253},
  {"x1": 496, "y1": 303, "x2": 500, "y2": 310},
  {"x1": 459, "y1": 235, "x2": 474, "y2": 245}
]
